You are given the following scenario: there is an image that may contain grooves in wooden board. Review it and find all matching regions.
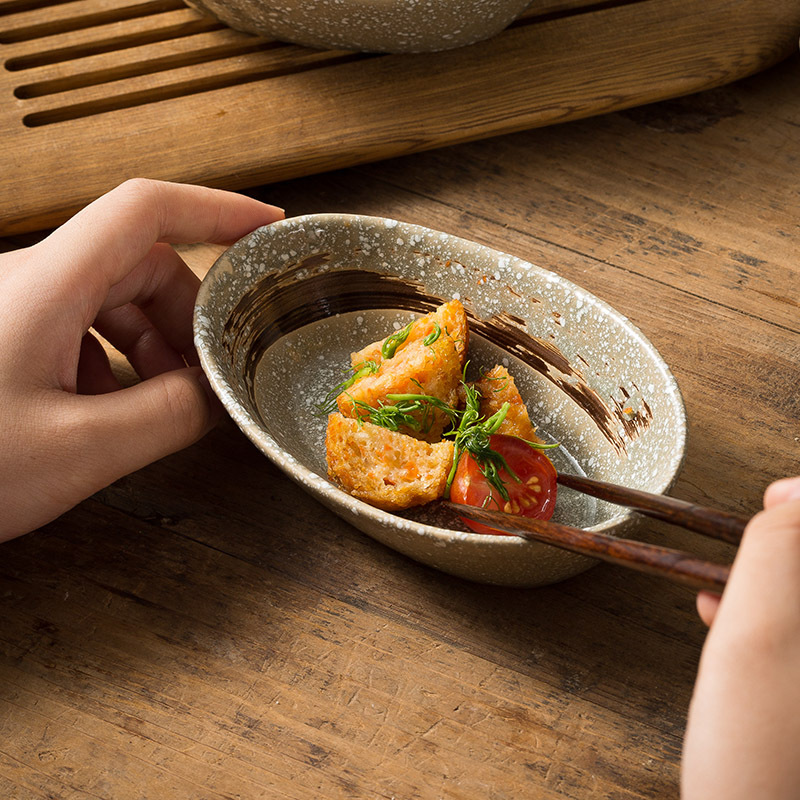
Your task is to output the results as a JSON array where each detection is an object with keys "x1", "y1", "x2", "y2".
[
  {"x1": 0, "y1": 0, "x2": 74, "y2": 15},
  {"x1": 1, "y1": 0, "x2": 650, "y2": 59},
  {"x1": 2, "y1": 0, "x2": 797, "y2": 236},
  {"x1": 4, "y1": 17, "x2": 226, "y2": 69},
  {"x1": 5, "y1": 0, "x2": 655, "y2": 128},
  {"x1": 13, "y1": 38, "x2": 288, "y2": 95},
  {"x1": 0, "y1": 0, "x2": 187, "y2": 42},
  {"x1": 20, "y1": 52, "x2": 373, "y2": 126}
]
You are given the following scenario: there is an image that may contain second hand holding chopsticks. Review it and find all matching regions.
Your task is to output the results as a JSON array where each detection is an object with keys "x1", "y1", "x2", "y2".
[{"x1": 442, "y1": 474, "x2": 751, "y2": 593}]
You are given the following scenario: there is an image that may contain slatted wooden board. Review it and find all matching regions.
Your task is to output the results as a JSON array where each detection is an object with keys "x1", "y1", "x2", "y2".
[{"x1": 2, "y1": 0, "x2": 799, "y2": 234}]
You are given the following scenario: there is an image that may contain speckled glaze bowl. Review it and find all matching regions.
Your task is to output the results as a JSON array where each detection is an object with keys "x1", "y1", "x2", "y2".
[
  {"x1": 187, "y1": 0, "x2": 532, "y2": 53},
  {"x1": 194, "y1": 214, "x2": 687, "y2": 587}
]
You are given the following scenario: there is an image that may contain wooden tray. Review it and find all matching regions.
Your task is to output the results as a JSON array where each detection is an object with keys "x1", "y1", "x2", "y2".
[{"x1": 2, "y1": 0, "x2": 798, "y2": 234}]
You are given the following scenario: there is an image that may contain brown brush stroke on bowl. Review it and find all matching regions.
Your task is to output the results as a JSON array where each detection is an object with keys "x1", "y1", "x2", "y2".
[{"x1": 222, "y1": 262, "x2": 649, "y2": 455}]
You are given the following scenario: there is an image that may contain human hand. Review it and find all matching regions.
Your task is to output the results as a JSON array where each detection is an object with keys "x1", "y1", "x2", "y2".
[
  {"x1": 682, "y1": 476, "x2": 800, "y2": 798},
  {"x1": 0, "y1": 179, "x2": 283, "y2": 543}
]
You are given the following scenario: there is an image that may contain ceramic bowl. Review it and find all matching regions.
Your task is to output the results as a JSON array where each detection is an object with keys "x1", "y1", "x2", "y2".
[
  {"x1": 187, "y1": 0, "x2": 532, "y2": 53},
  {"x1": 194, "y1": 213, "x2": 687, "y2": 587}
]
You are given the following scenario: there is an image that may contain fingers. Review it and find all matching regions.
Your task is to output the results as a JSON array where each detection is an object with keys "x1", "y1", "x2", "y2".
[
  {"x1": 98, "y1": 242, "x2": 201, "y2": 364},
  {"x1": 38, "y1": 179, "x2": 284, "y2": 313},
  {"x1": 68, "y1": 366, "x2": 222, "y2": 491},
  {"x1": 91, "y1": 243, "x2": 207, "y2": 379},
  {"x1": 17, "y1": 180, "x2": 283, "y2": 392},
  {"x1": 764, "y1": 476, "x2": 800, "y2": 509},
  {"x1": 730, "y1": 484, "x2": 800, "y2": 613},
  {"x1": 683, "y1": 484, "x2": 800, "y2": 797},
  {"x1": 703, "y1": 497, "x2": 800, "y2": 645},
  {"x1": 696, "y1": 591, "x2": 721, "y2": 627},
  {"x1": 93, "y1": 304, "x2": 186, "y2": 380},
  {"x1": 76, "y1": 332, "x2": 121, "y2": 394},
  {"x1": 696, "y1": 477, "x2": 800, "y2": 626}
]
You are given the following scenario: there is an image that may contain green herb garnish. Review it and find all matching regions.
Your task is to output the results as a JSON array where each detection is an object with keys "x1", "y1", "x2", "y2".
[
  {"x1": 423, "y1": 322, "x2": 441, "y2": 347},
  {"x1": 347, "y1": 392, "x2": 457, "y2": 435},
  {"x1": 381, "y1": 321, "x2": 414, "y2": 359},
  {"x1": 443, "y1": 385, "x2": 515, "y2": 500},
  {"x1": 316, "y1": 360, "x2": 379, "y2": 415},
  {"x1": 320, "y1": 356, "x2": 559, "y2": 501},
  {"x1": 481, "y1": 368, "x2": 510, "y2": 393},
  {"x1": 348, "y1": 396, "x2": 424, "y2": 433}
]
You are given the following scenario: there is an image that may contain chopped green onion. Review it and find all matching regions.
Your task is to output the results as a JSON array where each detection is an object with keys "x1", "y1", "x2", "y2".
[
  {"x1": 315, "y1": 360, "x2": 379, "y2": 415},
  {"x1": 423, "y1": 323, "x2": 441, "y2": 347},
  {"x1": 381, "y1": 321, "x2": 414, "y2": 359}
]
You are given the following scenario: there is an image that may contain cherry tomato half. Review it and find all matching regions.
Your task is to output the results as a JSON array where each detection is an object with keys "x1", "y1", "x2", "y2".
[{"x1": 449, "y1": 434, "x2": 557, "y2": 535}]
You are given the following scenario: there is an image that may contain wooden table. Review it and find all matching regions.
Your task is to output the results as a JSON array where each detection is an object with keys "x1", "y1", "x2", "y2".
[{"x1": 2, "y1": 51, "x2": 799, "y2": 800}]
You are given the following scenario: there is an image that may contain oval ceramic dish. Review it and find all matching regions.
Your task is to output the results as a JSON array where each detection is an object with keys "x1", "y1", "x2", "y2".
[{"x1": 194, "y1": 214, "x2": 687, "y2": 587}]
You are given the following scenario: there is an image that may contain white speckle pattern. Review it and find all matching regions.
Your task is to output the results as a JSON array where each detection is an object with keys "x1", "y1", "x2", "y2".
[{"x1": 194, "y1": 213, "x2": 687, "y2": 587}]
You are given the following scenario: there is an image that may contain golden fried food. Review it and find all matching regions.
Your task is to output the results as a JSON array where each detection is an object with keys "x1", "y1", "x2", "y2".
[
  {"x1": 337, "y1": 301, "x2": 468, "y2": 442},
  {"x1": 324, "y1": 300, "x2": 552, "y2": 513},
  {"x1": 350, "y1": 299, "x2": 468, "y2": 368},
  {"x1": 326, "y1": 413, "x2": 455, "y2": 511},
  {"x1": 473, "y1": 365, "x2": 543, "y2": 443}
]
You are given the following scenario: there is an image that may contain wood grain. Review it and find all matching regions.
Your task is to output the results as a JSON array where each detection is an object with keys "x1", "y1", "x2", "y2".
[
  {"x1": 1, "y1": 0, "x2": 799, "y2": 233},
  {"x1": 1, "y1": 41, "x2": 800, "y2": 800}
]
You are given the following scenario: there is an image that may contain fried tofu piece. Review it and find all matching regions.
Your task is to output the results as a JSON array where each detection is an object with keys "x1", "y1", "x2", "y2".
[
  {"x1": 326, "y1": 413, "x2": 455, "y2": 511},
  {"x1": 337, "y1": 301, "x2": 468, "y2": 442},
  {"x1": 474, "y1": 365, "x2": 543, "y2": 443},
  {"x1": 350, "y1": 300, "x2": 469, "y2": 369}
]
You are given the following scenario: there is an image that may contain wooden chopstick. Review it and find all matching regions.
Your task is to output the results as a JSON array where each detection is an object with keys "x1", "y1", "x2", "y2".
[
  {"x1": 556, "y1": 473, "x2": 749, "y2": 544},
  {"x1": 442, "y1": 501, "x2": 731, "y2": 593}
]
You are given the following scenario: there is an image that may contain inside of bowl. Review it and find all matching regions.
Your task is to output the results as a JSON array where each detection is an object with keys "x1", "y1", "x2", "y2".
[
  {"x1": 202, "y1": 215, "x2": 685, "y2": 538},
  {"x1": 252, "y1": 309, "x2": 609, "y2": 529}
]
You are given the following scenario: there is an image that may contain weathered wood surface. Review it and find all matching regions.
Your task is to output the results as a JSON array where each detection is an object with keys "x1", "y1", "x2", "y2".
[
  {"x1": 1, "y1": 52, "x2": 799, "y2": 799},
  {"x1": 2, "y1": 0, "x2": 799, "y2": 234}
]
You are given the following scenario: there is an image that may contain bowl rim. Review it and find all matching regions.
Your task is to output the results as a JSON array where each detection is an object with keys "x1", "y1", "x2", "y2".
[{"x1": 194, "y1": 212, "x2": 688, "y2": 549}]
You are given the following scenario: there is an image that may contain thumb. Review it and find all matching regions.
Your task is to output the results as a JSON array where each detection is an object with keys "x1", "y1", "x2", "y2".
[
  {"x1": 683, "y1": 484, "x2": 800, "y2": 799},
  {"x1": 706, "y1": 491, "x2": 800, "y2": 641},
  {"x1": 764, "y1": 476, "x2": 800, "y2": 509},
  {"x1": 696, "y1": 477, "x2": 800, "y2": 627},
  {"x1": 71, "y1": 366, "x2": 222, "y2": 491}
]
